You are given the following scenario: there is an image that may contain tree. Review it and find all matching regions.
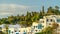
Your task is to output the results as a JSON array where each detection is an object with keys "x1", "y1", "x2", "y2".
[
  {"x1": 46, "y1": 6, "x2": 55, "y2": 15},
  {"x1": 54, "y1": 6, "x2": 60, "y2": 15},
  {"x1": 52, "y1": 22, "x2": 59, "y2": 29},
  {"x1": 55, "y1": 6, "x2": 59, "y2": 10},
  {"x1": 51, "y1": 22, "x2": 59, "y2": 34}
]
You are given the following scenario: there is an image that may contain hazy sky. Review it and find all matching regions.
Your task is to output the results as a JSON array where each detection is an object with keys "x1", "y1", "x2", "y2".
[{"x1": 0, "y1": 0, "x2": 60, "y2": 18}]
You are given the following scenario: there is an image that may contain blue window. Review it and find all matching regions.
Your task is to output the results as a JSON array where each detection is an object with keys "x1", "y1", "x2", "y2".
[
  {"x1": 38, "y1": 24, "x2": 44, "y2": 29},
  {"x1": 16, "y1": 33, "x2": 19, "y2": 34},
  {"x1": 36, "y1": 26, "x2": 37, "y2": 28},
  {"x1": 8, "y1": 30, "x2": 11, "y2": 34},
  {"x1": 57, "y1": 19, "x2": 60, "y2": 22},
  {"x1": 23, "y1": 32, "x2": 26, "y2": 34}
]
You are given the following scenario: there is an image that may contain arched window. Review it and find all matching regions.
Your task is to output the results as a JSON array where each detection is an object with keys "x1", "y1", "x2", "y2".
[
  {"x1": 15, "y1": 30, "x2": 17, "y2": 32},
  {"x1": 19, "y1": 30, "x2": 20, "y2": 32},
  {"x1": 35, "y1": 30, "x2": 37, "y2": 32},
  {"x1": 43, "y1": 21, "x2": 44, "y2": 23},
  {"x1": 50, "y1": 19, "x2": 52, "y2": 22}
]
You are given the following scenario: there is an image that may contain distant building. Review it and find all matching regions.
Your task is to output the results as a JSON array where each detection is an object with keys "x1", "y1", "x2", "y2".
[
  {"x1": 0, "y1": 24, "x2": 6, "y2": 33},
  {"x1": 1, "y1": 15, "x2": 60, "y2": 34},
  {"x1": 8, "y1": 24, "x2": 21, "y2": 34},
  {"x1": 43, "y1": 15, "x2": 60, "y2": 26},
  {"x1": 8, "y1": 24, "x2": 32, "y2": 34},
  {"x1": 32, "y1": 15, "x2": 60, "y2": 34},
  {"x1": 43, "y1": 15, "x2": 60, "y2": 34},
  {"x1": 31, "y1": 19, "x2": 46, "y2": 34}
]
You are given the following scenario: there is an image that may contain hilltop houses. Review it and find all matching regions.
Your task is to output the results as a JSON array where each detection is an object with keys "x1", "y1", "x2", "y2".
[
  {"x1": 31, "y1": 19, "x2": 46, "y2": 34},
  {"x1": 8, "y1": 24, "x2": 21, "y2": 34},
  {"x1": 30, "y1": 15, "x2": 60, "y2": 34},
  {"x1": 0, "y1": 24, "x2": 6, "y2": 33},
  {"x1": 0, "y1": 15, "x2": 60, "y2": 34},
  {"x1": 43, "y1": 15, "x2": 60, "y2": 34}
]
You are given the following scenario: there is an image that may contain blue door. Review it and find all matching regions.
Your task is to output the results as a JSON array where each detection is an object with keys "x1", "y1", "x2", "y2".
[
  {"x1": 16, "y1": 33, "x2": 19, "y2": 34},
  {"x1": 23, "y1": 32, "x2": 26, "y2": 34},
  {"x1": 8, "y1": 30, "x2": 11, "y2": 34}
]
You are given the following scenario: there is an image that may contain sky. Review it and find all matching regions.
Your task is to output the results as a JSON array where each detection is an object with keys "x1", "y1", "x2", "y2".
[{"x1": 0, "y1": 0, "x2": 60, "y2": 18}]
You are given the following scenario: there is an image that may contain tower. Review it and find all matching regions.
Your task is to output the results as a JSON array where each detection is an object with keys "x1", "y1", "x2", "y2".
[
  {"x1": 41, "y1": 6, "x2": 45, "y2": 16},
  {"x1": 42, "y1": 6, "x2": 44, "y2": 12}
]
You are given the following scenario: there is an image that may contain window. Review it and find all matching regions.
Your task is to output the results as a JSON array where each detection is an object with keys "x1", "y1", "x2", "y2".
[
  {"x1": 43, "y1": 21, "x2": 44, "y2": 23},
  {"x1": 15, "y1": 30, "x2": 17, "y2": 32},
  {"x1": 0, "y1": 27, "x2": 2, "y2": 31},
  {"x1": 46, "y1": 19, "x2": 49, "y2": 22},
  {"x1": 50, "y1": 19, "x2": 52, "y2": 22},
  {"x1": 16, "y1": 33, "x2": 19, "y2": 34},
  {"x1": 8, "y1": 30, "x2": 11, "y2": 34},
  {"x1": 34, "y1": 26, "x2": 35, "y2": 29},
  {"x1": 0, "y1": 27, "x2": 2, "y2": 29},
  {"x1": 19, "y1": 30, "x2": 20, "y2": 32},
  {"x1": 40, "y1": 21, "x2": 44, "y2": 23},
  {"x1": 36, "y1": 26, "x2": 37, "y2": 28},
  {"x1": 23, "y1": 32, "x2": 26, "y2": 34},
  {"x1": 38, "y1": 24, "x2": 44, "y2": 29},
  {"x1": 35, "y1": 30, "x2": 37, "y2": 32},
  {"x1": 57, "y1": 18, "x2": 60, "y2": 22},
  {"x1": 34, "y1": 26, "x2": 37, "y2": 29}
]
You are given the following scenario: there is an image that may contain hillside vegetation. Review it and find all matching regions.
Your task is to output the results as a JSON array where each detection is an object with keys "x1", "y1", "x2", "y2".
[{"x1": 0, "y1": 6, "x2": 60, "y2": 27}]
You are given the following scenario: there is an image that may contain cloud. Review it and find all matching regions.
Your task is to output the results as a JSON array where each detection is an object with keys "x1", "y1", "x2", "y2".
[
  {"x1": 0, "y1": 4, "x2": 29, "y2": 18},
  {"x1": 0, "y1": 4, "x2": 28, "y2": 8},
  {"x1": 0, "y1": 4, "x2": 30, "y2": 16},
  {"x1": 0, "y1": 4, "x2": 40, "y2": 18},
  {"x1": 0, "y1": 12, "x2": 13, "y2": 15}
]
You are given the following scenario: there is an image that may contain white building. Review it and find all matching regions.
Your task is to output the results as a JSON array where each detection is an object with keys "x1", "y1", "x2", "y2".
[
  {"x1": 1, "y1": 15, "x2": 60, "y2": 34},
  {"x1": 8, "y1": 24, "x2": 21, "y2": 34},
  {"x1": 43, "y1": 15, "x2": 60, "y2": 34},
  {"x1": 0, "y1": 24, "x2": 6, "y2": 33},
  {"x1": 31, "y1": 19, "x2": 46, "y2": 34},
  {"x1": 8, "y1": 24, "x2": 31, "y2": 34},
  {"x1": 43, "y1": 15, "x2": 60, "y2": 26},
  {"x1": 31, "y1": 15, "x2": 60, "y2": 34}
]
